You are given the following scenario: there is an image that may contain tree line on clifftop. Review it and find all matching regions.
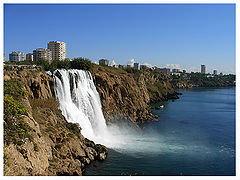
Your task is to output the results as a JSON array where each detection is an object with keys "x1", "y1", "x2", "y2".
[
  {"x1": 171, "y1": 72, "x2": 235, "y2": 88},
  {"x1": 5, "y1": 58, "x2": 93, "y2": 72},
  {"x1": 5, "y1": 58, "x2": 235, "y2": 88}
]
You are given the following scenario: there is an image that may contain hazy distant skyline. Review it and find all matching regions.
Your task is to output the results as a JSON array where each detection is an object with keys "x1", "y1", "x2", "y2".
[{"x1": 4, "y1": 4, "x2": 235, "y2": 74}]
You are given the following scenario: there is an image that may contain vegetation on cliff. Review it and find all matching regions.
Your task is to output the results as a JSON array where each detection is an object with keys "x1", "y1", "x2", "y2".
[
  {"x1": 171, "y1": 72, "x2": 235, "y2": 89},
  {"x1": 5, "y1": 58, "x2": 93, "y2": 72},
  {"x1": 4, "y1": 80, "x2": 31, "y2": 145}
]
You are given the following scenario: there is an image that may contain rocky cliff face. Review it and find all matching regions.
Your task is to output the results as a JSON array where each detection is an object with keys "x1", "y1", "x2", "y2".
[
  {"x1": 4, "y1": 70, "x2": 55, "y2": 99},
  {"x1": 91, "y1": 65, "x2": 178, "y2": 123},
  {"x1": 4, "y1": 70, "x2": 108, "y2": 176},
  {"x1": 4, "y1": 67, "x2": 178, "y2": 175}
]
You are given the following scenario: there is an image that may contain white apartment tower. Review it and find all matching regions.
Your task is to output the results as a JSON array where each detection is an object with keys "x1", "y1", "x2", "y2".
[{"x1": 48, "y1": 41, "x2": 66, "y2": 61}]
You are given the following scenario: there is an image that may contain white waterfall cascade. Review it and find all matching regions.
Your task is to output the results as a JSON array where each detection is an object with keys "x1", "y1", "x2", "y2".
[
  {"x1": 53, "y1": 69, "x2": 115, "y2": 146},
  {"x1": 53, "y1": 69, "x2": 175, "y2": 153}
]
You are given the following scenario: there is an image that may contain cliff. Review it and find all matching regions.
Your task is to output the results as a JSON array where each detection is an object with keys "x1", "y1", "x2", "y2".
[
  {"x1": 4, "y1": 67, "x2": 178, "y2": 175},
  {"x1": 91, "y1": 65, "x2": 178, "y2": 123},
  {"x1": 4, "y1": 70, "x2": 108, "y2": 176}
]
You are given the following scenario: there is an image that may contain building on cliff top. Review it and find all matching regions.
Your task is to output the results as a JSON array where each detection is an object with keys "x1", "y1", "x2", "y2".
[
  {"x1": 9, "y1": 51, "x2": 26, "y2": 62},
  {"x1": 33, "y1": 48, "x2": 52, "y2": 63},
  {"x1": 48, "y1": 41, "x2": 67, "y2": 61},
  {"x1": 172, "y1": 69, "x2": 180, "y2": 73},
  {"x1": 201, "y1": 65, "x2": 206, "y2": 74},
  {"x1": 99, "y1": 59, "x2": 110, "y2": 66},
  {"x1": 26, "y1": 53, "x2": 33, "y2": 61},
  {"x1": 159, "y1": 68, "x2": 170, "y2": 75},
  {"x1": 134, "y1": 62, "x2": 140, "y2": 70}
]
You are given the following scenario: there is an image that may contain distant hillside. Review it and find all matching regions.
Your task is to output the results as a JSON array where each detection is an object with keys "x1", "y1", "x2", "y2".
[{"x1": 170, "y1": 72, "x2": 235, "y2": 89}]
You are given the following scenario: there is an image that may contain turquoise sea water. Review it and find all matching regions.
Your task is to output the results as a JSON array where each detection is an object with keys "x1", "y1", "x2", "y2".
[{"x1": 84, "y1": 87, "x2": 235, "y2": 175}]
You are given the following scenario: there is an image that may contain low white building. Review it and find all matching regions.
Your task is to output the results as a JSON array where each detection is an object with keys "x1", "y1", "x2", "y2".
[{"x1": 9, "y1": 51, "x2": 26, "y2": 62}]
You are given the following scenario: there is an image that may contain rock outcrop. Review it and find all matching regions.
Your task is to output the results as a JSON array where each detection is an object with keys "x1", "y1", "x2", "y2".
[{"x1": 4, "y1": 70, "x2": 54, "y2": 99}]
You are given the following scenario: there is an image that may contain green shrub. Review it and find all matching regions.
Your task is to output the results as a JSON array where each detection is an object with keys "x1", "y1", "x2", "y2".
[
  {"x1": 51, "y1": 60, "x2": 71, "y2": 70},
  {"x1": 124, "y1": 67, "x2": 142, "y2": 78},
  {"x1": 4, "y1": 95, "x2": 28, "y2": 119},
  {"x1": 4, "y1": 117, "x2": 31, "y2": 145},
  {"x1": 4, "y1": 79, "x2": 31, "y2": 145},
  {"x1": 4, "y1": 80, "x2": 28, "y2": 100},
  {"x1": 36, "y1": 59, "x2": 51, "y2": 71},
  {"x1": 70, "y1": 58, "x2": 93, "y2": 70}
]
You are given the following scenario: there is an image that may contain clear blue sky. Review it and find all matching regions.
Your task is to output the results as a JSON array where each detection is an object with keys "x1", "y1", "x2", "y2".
[{"x1": 4, "y1": 4, "x2": 235, "y2": 74}]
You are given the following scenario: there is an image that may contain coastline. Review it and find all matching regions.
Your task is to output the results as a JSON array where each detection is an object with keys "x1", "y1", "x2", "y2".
[{"x1": 3, "y1": 68, "x2": 235, "y2": 176}]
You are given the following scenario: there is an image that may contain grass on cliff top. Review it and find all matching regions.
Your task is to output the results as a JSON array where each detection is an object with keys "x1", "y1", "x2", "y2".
[
  {"x1": 91, "y1": 64, "x2": 127, "y2": 75},
  {"x1": 4, "y1": 79, "x2": 31, "y2": 145}
]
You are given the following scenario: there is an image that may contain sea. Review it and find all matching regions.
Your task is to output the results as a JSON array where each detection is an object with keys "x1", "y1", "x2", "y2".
[{"x1": 84, "y1": 87, "x2": 236, "y2": 176}]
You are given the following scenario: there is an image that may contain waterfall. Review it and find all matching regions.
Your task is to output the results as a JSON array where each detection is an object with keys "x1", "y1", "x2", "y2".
[
  {"x1": 53, "y1": 69, "x2": 165, "y2": 153},
  {"x1": 53, "y1": 69, "x2": 111, "y2": 145}
]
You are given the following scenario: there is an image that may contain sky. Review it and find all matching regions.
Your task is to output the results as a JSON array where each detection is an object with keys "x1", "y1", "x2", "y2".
[{"x1": 4, "y1": 4, "x2": 236, "y2": 74}]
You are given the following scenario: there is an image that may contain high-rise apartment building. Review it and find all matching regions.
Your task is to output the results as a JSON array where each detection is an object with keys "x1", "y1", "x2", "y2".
[
  {"x1": 48, "y1": 41, "x2": 66, "y2": 61},
  {"x1": 33, "y1": 48, "x2": 52, "y2": 63},
  {"x1": 201, "y1": 65, "x2": 206, "y2": 74},
  {"x1": 26, "y1": 53, "x2": 33, "y2": 61},
  {"x1": 9, "y1": 51, "x2": 26, "y2": 62}
]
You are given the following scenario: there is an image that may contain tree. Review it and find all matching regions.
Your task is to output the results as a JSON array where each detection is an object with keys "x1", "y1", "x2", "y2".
[{"x1": 70, "y1": 58, "x2": 93, "y2": 71}]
